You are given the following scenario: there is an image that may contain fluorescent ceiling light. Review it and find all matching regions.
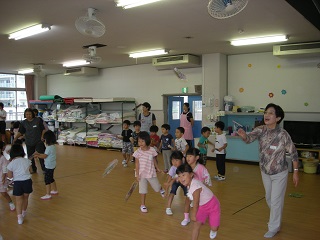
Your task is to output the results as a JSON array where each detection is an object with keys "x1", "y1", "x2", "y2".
[
  {"x1": 129, "y1": 49, "x2": 168, "y2": 58},
  {"x1": 63, "y1": 60, "x2": 90, "y2": 68},
  {"x1": 231, "y1": 35, "x2": 288, "y2": 46},
  {"x1": 116, "y1": 0, "x2": 162, "y2": 9},
  {"x1": 9, "y1": 24, "x2": 51, "y2": 40},
  {"x1": 18, "y1": 69, "x2": 34, "y2": 74}
]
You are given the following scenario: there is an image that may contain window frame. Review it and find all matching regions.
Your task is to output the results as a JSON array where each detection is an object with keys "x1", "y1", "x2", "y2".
[{"x1": 0, "y1": 74, "x2": 27, "y2": 121}]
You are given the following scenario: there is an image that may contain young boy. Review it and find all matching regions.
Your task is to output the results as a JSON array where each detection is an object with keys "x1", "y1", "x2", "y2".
[
  {"x1": 197, "y1": 127, "x2": 214, "y2": 166},
  {"x1": 174, "y1": 127, "x2": 189, "y2": 157},
  {"x1": 118, "y1": 120, "x2": 133, "y2": 167},
  {"x1": 149, "y1": 125, "x2": 160, "y2": 151},
  {"x1": 214, "y1": 121, "x2": 227, "y2": 181},
  {"x1": 164, "y1": 151, "x2": 191, "y2": 226},
  {"x1": 130, "y1": 121, "x2": 141, "y2": 163},
  {"x1": 158, "y1": 124, "x2": 174, "y2": 173}
]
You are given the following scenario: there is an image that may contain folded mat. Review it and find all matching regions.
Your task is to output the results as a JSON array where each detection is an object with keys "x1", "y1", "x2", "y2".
[{"x1": 39, "y1": 95, "x2": 63, "y2": 101}]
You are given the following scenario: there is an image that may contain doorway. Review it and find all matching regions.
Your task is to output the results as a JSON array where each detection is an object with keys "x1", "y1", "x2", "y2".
[{"x1": 164, "y1": 94, "x2": 202, "y2": 144}]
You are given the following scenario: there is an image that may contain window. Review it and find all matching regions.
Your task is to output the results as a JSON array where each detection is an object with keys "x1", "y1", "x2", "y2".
[
  {"x1": 0, "y1": 74, "x2": 27, "y2": 120},
  {"x1": 193, "y1": 100, "x2": 202, "y2": 121},
  {"x1": 172, "y1": 101, "x2": 181, "y2": 120}
]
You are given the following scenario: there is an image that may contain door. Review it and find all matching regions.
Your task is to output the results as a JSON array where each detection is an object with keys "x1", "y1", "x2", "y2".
[
  {"x1": 188, "y1": 95, "x2": 202, "y2": 138},
  {"x1": 167, "y1": 95, "x2": 202, "y2": 140},
  {"x1": 168, "y1": 96, "x2": 184, "y2": 137}
]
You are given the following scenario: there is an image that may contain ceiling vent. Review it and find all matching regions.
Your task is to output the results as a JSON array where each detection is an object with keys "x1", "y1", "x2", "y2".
[
  {"x1": 64, "y1": 67, "x2": 99, "y2": 76},
  {"x1": 273, "y1": 42, "x2": 320, "y2": 56},
  {"x1": 152, "y1": 54, "x2": 201, "y2": 70}
]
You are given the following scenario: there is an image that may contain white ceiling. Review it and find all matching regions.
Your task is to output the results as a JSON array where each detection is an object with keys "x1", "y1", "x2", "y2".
[{"x1": 0, "y1": 0, "x2": 319, "y2": 75}]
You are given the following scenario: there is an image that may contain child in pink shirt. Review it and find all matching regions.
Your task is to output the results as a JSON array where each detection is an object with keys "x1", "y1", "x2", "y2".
[
  {"x1": 133, "y1": 131, "x2": 165, "y2": 213},
  {"x1": 177, "y1": 163, "x2": 220, "y2": 240},
  {"x1": 186, "y1": 148, "x2": 212, "y2": 187}
]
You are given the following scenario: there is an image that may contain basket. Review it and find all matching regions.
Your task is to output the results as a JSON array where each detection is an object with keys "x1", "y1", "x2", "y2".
[{"x1": 302, "y1": 159, "x2": 319, "y2": 174}]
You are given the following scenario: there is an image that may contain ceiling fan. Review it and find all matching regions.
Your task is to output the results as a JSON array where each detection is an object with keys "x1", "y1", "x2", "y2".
[
  {"x1": 75, "y1": 8, "x2": 106, "y2": 38},
  {"x1": 208, "y1": 0, "x2": 249, "y2": 19}
]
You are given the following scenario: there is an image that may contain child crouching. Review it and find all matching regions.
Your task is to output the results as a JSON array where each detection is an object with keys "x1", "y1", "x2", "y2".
[{"x1": 177, "y1": 164, "x2": 220, "y2": 240}]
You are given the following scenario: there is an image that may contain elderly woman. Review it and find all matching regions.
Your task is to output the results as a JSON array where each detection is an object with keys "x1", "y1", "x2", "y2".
[
  {"x1": 237, "y1": 103, "x2": 299, "y2": 238},
  {"x1": 13, "y1": 108, "x2": 47, "y2": 173}
]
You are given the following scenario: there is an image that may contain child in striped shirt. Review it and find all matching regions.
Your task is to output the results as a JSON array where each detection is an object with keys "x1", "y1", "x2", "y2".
[{"x1": 133, "y1": 131, "x2": 165, "y2": 213}]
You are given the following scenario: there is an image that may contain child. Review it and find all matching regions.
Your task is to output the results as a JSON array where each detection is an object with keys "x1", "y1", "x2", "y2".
[
  {"x1": 186, "y1": 148, "x2": 212, "y2": 187},
  {"x1": 197, "y1": 127, "x2": 214, "y2": 166},
  {"x1": 7, "y1": 144, "x2": 33, "y2": 224},
  {"x1": 158, "y1": 124, "x2": 174, "y2": 173},
  {"x1": 118, "y1": 120, "x2": 133, "y2": 167},
  {"x1": 133, "y1": 131, "x2": 165, "y2": 213},
  {"x1": 214, "y1": 121, "x2": 228, "y2": 181},
  {"x1": 0, "y1": 141, "x2": 15, "y2": 211},
  {"x1": 149, "y1": 125, "x2": 160, "y2": 151},
  {"x1": 13, "y1": 121, "x2": 23, "y2": 141},
  {"x1": 130, "y1": 121, "x2": 141, "y2": 163},
  {"x1": 164, "y1": 151, "x2": 191, "y2": 226},
  {"x1": 176, "y1": 164, "x2": 220, "y2": 240},
  {"x1": 174, "y1": 127, "x2": 189, "y2": 157},
  {"x1": 33, "y1": 130, "x2": 58, "y2": 200}
]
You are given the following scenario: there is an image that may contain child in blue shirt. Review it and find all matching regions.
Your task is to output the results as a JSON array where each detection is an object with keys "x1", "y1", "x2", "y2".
[
  {"x1": 34, "y1": 130, "x2": 58, "y2": 200},
  {"x1": 158, "y1": 124, "x2": 174, "y2": 173}
]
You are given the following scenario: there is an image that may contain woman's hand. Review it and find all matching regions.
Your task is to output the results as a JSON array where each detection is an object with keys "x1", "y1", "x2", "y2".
[{"x1": 237, "y1": 128, "x2": 247, "y2": 140}]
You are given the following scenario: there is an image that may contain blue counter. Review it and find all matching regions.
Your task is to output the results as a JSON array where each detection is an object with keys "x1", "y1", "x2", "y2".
[{"x1": 226, "y1": 136, "x2": 259, "y2": 162}]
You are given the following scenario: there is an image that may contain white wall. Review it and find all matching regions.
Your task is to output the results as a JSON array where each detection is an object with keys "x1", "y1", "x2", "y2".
[
  {"x1": 47, "y1": 64, "x2": 202, "y2": 111},
  {"x1": 47, "y1": 52, "x2": 320, "y2": 125},
  {"x1": 228, "y1": 52, "x2": 320, "y2": 113}
]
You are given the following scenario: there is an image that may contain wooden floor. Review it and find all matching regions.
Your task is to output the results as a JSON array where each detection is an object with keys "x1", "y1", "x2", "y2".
[{"x1": 0, "y1": 145, "x2": 319, "y2": 240}]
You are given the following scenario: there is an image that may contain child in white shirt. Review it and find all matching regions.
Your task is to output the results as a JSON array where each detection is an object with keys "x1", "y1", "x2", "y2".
[
  {"x1": 7, "y1": 144, "x2": 32, "y2": 224},
  {"x1": 174, "y1": 127, "x2": 189, "y2": 157},
  {"x1": 0, "y1": 141, "x2": 15, "y2": 211},
  {"x1": 214, "y1": 121, "x2": 228, "y2": 181}
]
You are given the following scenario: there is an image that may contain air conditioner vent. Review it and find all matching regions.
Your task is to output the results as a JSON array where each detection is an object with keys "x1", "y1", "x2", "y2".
[
  {"x1": 155, "y1": 55, "x2": 185, "y2": 63},
  {"x1": 66, "y1": 67, "x2": 82, "y2": 73},
  {"x1": 152, "y1": 54, "x2": 201, "y2": 70},
  {"x1": 64, "y1": 67, "x2": 99, "y2": 76},
  {"x1": 273, "y1": 42, "x2": 320, "y2": 56}
]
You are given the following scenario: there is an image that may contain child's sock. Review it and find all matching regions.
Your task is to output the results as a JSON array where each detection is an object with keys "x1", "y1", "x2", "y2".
[{"x1": 184, "y1": 212, "x2": 189, "y2": 220}]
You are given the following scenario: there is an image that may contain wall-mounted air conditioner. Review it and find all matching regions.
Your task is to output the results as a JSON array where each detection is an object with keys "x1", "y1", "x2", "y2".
[
  {"x1": 152, "y1": 54, "x2": 201, "y2": 70},
  {"x1": 273, "y1": 42, "x2": 320, "y2": 56},
  {"x1": 64, "y1": 67, "x2": 99, "y2": 76}
]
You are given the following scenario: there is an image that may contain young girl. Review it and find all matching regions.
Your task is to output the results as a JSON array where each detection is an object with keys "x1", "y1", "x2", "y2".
[
  {"x1": 186, "y1": 148, "x2": 212, "y2": 187},
  {"x1": 0, "y1": 141, "x2": 15, "y2": 211},
  {"x1": 7, "y1": 144, "x2": 32, "y2": 224},
  {"x1": 177, "y1": 164, "x2": 220, "y2": 240},
  {"x1": 133, "y1": 131, "x2": 165, "y2": 213},
  {"x1": 33, "y1": 130, "x2": 58, "y2": 200},
  {"x1": 164, "y1": 151, "x2": 191, "y2": 226}
]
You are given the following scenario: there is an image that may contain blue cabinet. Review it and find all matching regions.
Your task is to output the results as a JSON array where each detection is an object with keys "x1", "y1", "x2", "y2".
[
  {"x1": 225, "y1": 136, "x2": 260, "y2": 162},
  {"x1": 220, "y1": 112, "x2": 263, "y2": 162}
]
